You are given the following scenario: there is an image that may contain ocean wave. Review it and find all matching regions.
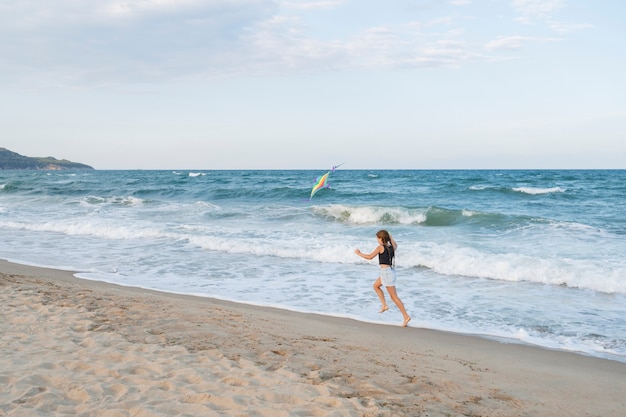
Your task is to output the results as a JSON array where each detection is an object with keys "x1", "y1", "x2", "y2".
[
  {"x1": 176, "y1": 228, "x2": 626, "y2": 294},
  {"x1": 400, "y1": 242, "x2": 626, "y2": 294},
  {"x1": 314, "y1": 204, "x2": 427, "y2": 225},
  {"x1": 469, "y1": 184, "x2": 566, "y2": 195},
  {"x1": 512, "y1": 186, "x2": 566, "y2": 195},
  {"x1": 1, "y1": 211, "x2": 624, "y2": 297},
  {"x1": 0, "y1": 220, "x2": 167, "y2": 241},
  {"x1": 79, "y1": 195, "x2": 147, "y2": 206},
  {"x1": 313, "y1": 204, "x2": 519, "y2": 227},
  {"x1": 0, "y1": 181, "x2": 24, "y2": 193}
]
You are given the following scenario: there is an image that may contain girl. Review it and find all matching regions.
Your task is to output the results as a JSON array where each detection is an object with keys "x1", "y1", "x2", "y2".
[{"x1": 355, "y1": 230, "x2": 411, "y2": 327}]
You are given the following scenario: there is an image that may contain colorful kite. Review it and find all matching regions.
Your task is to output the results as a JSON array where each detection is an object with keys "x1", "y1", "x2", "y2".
[{"x1": 310, "y1": 164, "x2": 343, "y2": 200}]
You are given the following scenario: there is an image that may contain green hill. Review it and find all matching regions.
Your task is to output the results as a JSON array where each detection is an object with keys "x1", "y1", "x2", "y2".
[{"x1": 0, "y1": 148, "x2": 94, "y2": 170}]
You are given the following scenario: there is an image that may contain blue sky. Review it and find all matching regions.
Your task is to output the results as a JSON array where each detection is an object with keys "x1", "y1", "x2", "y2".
[{"x1": 1, "y1": 0, "x2": 624, "y2": 169}]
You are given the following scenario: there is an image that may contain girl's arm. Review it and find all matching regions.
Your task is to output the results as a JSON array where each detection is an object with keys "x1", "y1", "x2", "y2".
[{"x1": 355, "y1": 245, "x2": 383, "y2": 260}]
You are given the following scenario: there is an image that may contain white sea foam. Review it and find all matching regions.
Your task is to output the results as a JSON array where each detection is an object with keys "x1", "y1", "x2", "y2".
[
  {"x1": 469, "y1": 185, "x2": 489, "y2": 191},
  {"x1": 317, "y1": 204, "x2": 427, "y2": 225},
  {"x1": 513, "y1": 186, "x2": 565, "y2": 195},
  {"x1": 79, "y1": 195, "x2": 146, "y2": 206},
  {"x1": 399, "y1": 241, "x2": 626, "y2": 294},
  {"x1": 0, "y1": 220, "x2": 166, "y2": 241},
  {"x1": 1, "y1": 212, "x2": 623, "y2": 296},
  {"x1": 193, "y1": 201, "x2": 220, "y2": 210},
  {"x1": 469, "y1": 185, "x2": 566, "y2": 195}
]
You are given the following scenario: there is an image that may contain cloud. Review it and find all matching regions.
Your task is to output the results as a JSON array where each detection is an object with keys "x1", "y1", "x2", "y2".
[
  {"x1": 509, "y1": 1, "x2": 591, "y2": 36},
  {"x1": 0, "y1": 0, "x2": 579, "y2": 87},
  {"x1": 245, "y1": 12, "x2": 489, "y2": 72},
  {"x1": 511, "y1": 0, "x2": 564, "y2": 24},
  {"x1": 0, "y1": 0, "x2": 276, "y2": 85},
  {"x1": 280, "y1": 0, "x2": 345, "y2": 11},
  {"x1": 548, "y1": 20, "x2": 593, "y2": 34},
  {"x1": 101, "y1": 0, "x2": 209, "y2": 18},
  {"x1": 484, "y1": 35, "x2": 561, "y2": 51}
]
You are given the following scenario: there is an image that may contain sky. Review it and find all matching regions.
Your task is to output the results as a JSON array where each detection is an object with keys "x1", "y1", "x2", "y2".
[{"x1": 1, "y1": 0, "x2": 625, "y2": 170}]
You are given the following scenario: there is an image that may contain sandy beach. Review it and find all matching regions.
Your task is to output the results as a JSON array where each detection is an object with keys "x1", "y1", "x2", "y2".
[{"x1": 1, "y1": 260, "x2": 625, "y2": 417}]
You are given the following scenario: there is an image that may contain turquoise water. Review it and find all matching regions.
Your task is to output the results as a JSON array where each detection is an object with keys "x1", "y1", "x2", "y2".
[{"x1": 1, "y1": 169, "x2": 625, "y2": 361}]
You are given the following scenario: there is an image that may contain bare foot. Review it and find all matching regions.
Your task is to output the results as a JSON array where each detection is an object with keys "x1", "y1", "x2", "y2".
[
  {"x1": 379, "y1": 305, "x2": 389, "y2": 313},
  {"x1": 402, "y1": 316, "x2": 411, "y2": 327}
]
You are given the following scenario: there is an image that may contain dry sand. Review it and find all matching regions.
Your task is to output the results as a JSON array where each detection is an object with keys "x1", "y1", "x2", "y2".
[{"x1": 1, "y1": 259, "x2": 625, "y2": 417}]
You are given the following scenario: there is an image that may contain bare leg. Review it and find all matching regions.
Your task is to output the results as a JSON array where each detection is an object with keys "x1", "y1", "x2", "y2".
[
  {"x1": 386, "y1": 286, "x2": 411, "y2": 327},
  {"x1": 373, "y1": 277, "x2": 388, "y2": 312}
]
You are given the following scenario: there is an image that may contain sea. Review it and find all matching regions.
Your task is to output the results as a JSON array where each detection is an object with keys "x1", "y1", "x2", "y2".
[{"x1": 1, "y1": 169, "x2": 625, "y2": 362}]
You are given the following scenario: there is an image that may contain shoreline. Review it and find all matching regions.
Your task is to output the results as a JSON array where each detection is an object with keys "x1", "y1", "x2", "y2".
[
  {"x1": 2, "y1": 259, "x2": 625, "y2": 416},
  {"x1": 9, "y1": 258, "x2": 625, "y2": 365}
]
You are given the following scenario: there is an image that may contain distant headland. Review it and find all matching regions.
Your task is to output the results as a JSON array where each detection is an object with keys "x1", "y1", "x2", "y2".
[{"x1": 0, "y1": 148, "x2": 94, "y2": 170}]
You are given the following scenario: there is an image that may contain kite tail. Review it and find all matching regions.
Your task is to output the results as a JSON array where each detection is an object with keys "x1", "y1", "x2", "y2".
[{"x1": 331, "y1": 163, "x2": 344, "y2": 172}]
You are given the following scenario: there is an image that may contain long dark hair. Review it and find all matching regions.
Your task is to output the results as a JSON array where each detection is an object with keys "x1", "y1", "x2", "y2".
[
  {"x1": 376, "y1": 229, "x2": 393, "y2": 249},
  {"x1": 376, "y1": 229, "x2": 394, "y2": 259},
  {"x1": 376, "y1": 229, "x2": 392, "y2": 246}
]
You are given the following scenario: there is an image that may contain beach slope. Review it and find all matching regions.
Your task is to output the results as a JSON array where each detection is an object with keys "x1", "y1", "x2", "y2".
[{"x1": 1, "y1": 260, "x2": 624, "y2": 416}]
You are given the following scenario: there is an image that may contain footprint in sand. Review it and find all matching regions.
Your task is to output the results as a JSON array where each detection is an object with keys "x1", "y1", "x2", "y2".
[
  {"x1": 157, "y1": 381, "x2": 175, "y2": 391},
  {"x1": 65, "y1": 385, "x2": 89, "y2": 403},
  {"x1": 220, "y1": 376, "x2": 249, "y2": 387},
  {"x1": 182, "y1": 392, "x2": 213, "y2": 403},
  {"x1": 104, "y1": 383, "x2": 128, "y2": 400}
]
